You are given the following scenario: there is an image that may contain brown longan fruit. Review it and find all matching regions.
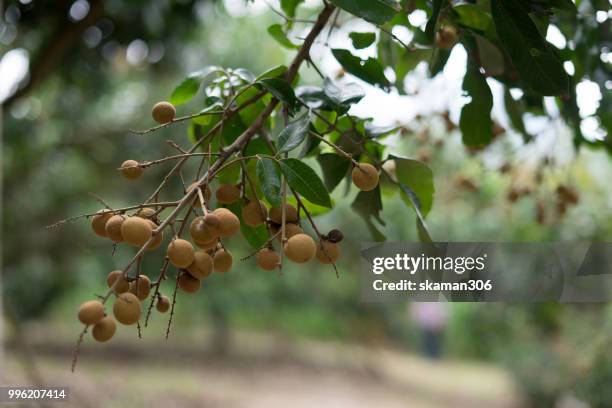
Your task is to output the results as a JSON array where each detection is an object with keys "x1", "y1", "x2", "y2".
[
  {"x1": 351, "y1": 163, "x2": 379, "y2": 192},
  {"x1": 256, "y1": 248, "x2": 280, "y2": 271},
  {"x1": 152, "y1": 101, "x2": 176, "y2": 124},
  {"x1": 120, "y1": 160, "x2": 143, "y2": 181},
  {"x1": 190, "y1": 216, "x2": 217, "y2": 242},
  {"x1": 167, "y1": 239, "x2": 195, "y2": 269},
  {"x1": 178, "y1": 272, "x2": 201, "y2": 293},
  {"x1": 78, "y1": 300, "x2": 105, "y2": 325},
  {"x1": 113, "y1": 292, "x2": 141, "y2": 325},
  {"x1": 213, "y1": 249, "x2": 233, "y2": 273},
  {"x1": 156, "y1": 295, "x2": 170, "y2": 313},
  {"x1": 120, "y1": 216, "x2": 152, "y2": 247},
  {"x1": 129, "y1": 275, "x2": 151, "y2": 300},
  {"x1": 136, "y1": 207, "x2": 157, "y2": 219},
  {"x1": 187, "y1": 250, "x2": 213, "y2": 279},
  {"x1": 107, "y1": 270, "x2": 129, "y2": 294},
  {"x1": 283, "y1": 233, "x2": 316, "y2": 264},
  {"x1": 435, "y1": 25, "x2": 458, "y2": 49},
  {"x1": 242, "y1": 200, "x2": 268, "y2": 227},
  {"x1": 145, "y1": 220, "x2": 163, "y2": 251},
  {"x1": 316, "y1": 240, "x2": 341, "y2": 264},
  {"x1": 194, "y1": 237, "x2": 219, "y2": 251},
  {"x1": 91, "y1": 209, "x2": 113, "y2": 238},
  {"x1": 92, "y1": 315, "x2": 116, "y2": 342},
  {"x1": 105, "y1": 214, "x2": 125, "y2": 242},
  {"x1": 269, "y1": 204, "x2": 299, "y2": 224},
  {"x1": 271, "y1": 222, "x2": 303, "y2": 241},
  {"x1": 204, "y1": 213, "x2": 219, "y2": 227},
  {"x1": 212, "y1": 208, "x2": 240, "y2": 237},
  {"x1": 216, "y1": 184, "x2": 241, "y2": 204}
]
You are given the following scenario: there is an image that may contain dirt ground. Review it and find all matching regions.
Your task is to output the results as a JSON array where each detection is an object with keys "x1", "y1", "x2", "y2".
[{"x1": 1, "y1": 325, "x2": 522, "y2": 408}]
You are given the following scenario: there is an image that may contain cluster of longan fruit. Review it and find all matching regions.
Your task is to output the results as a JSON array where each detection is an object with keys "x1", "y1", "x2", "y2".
[{"x1": 77, "y1": 100, "x2": 381, "y2": 343}]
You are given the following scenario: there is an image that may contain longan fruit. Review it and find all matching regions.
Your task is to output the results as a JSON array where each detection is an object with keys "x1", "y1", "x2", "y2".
[
  {"x1": 187, "y1": 251, "x2": 213, "y2": 279},
  {"x1": 212, "y1": 208, "x2": 240, "y2": 237},
  {"x1": 435, "y1": 25, "x2": 458, "y2": 49},
  {"x1": 256, "y1": 248, "x2": 280, "y2": 271},
  {"x1": 152, "y1": 101, "x2": 176, "y2": 124},
  {"x1": 216, "y1": 184, "x2": 241, "y2": 204},
  {"x1": 91, "y1": 209, "x2": 113, "y2": 238},
  {"x1": 204, "y1": 213, "x2": 219, "y2": 227},
  {"x1": 92, "y1": 315, "x2": 116, "y2": 342},
  {"x1": 316, "y1": 240, "x2": 341, "y2": 264},
  {"x1": 269, "y1": 204, "x2": 299, "y2": 224},
  {"x1": 113, "y1": 292, "x2": 141, "y2": 325},
  {"x1": 146, "y1": 220, "x2": 163, "y2": 251},
  {"x1": 120, "y1": 160, "x2": 143, "y2": 181},
  {"x1": 194, "y1": 236, "x2": 219, "y2": 251},
  {"x1": 242, "y1": 200, "x2": 268, "y2": 227},
  {"x1": 121, "y1": 216, "x2": 152, "y2": 247},
  {"x1": 136, "y1": 207, "x2": 157, "y2": 219},
  {"x1": 283, "y1": 233, "x2": 316, "y2": 264},
  {"x1": 167, "y1": 239, "x2": 195, "y2": 269},
  {"x1": 178, "y1": 272, "x2": 201, "y2": 293},
  {"x1": 271, "y1": 222, "x2": 303, "y2": 241},
  {"x1": 105, "y1": 214, "x2": 125, "y2": 242},
  {"x1": 107, "y1": 270, "x2": 129, "y2": 294},
  {"x1": 351, "y1": 163, "x2": 379, "y2": 192},
  {"x1": 213, "y1": 249, "x2": 233, "y2": 273},
  {"x1": 156, "y1": 295, "x2": 170, "y2": 313},
  {"x1": 129, "y1": 275, "x2": 151, "y2": 300},
  {"x1": 78, "y1": 300, "x2": 105, "y2": 325},
  {"x1": 190, "y1": 216, "x2": 217, "y2": 242}
]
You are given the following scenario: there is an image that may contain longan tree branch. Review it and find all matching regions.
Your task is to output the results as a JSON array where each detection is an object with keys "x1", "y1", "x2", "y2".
[
  {"x1": 102, "y1": 2, "x2": 336, "y2": 301},
  {"x1": 47, "y1": 201, "x2": 179, "y2": 229},
  {"x1": 69, "y1": 5, "x2": 338, "y2": 371}
]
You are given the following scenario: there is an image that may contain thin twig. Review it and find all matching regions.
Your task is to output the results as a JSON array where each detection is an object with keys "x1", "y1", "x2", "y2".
[{"x1": 129, "y1": 110, "x2": 225, "y2": 135}]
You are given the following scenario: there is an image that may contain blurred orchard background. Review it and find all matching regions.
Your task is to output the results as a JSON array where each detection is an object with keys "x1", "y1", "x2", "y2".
[{"x1": 1, "y1": 0, "x2": 612, "y2": 407}]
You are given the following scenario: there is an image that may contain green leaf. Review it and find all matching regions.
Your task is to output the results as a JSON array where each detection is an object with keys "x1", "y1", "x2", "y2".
[
  {"x1": 491, "y1": 0, "x2": 569, "y2": 96},
  {"x1": 221, "y1": 115, "x2": 248, "y2": 145},
  {"x1": 329, "y1": 0, "x2": 399, "y2": 25},
  {"x1": 351, "y1": 186, "x2": 386, "y2": 242},
  {"x1": 267, "y1": 24, "x2": 299, "y2": 49},
  {"x1": 256, "y1": 158, "x2": 282, "y2": 208},
  {"x1": 429, "y1": 47, "x2": 452, "y2": 76},
  {"x1": 475, "y1": 34, "x2": 505, "y2": 76},
  {"x1": 296, "y1": 78, "x2": 365, "y2": 114},
  {"x1": 280, "y1": 0, "x2": 302, "y2": 17},
  {"x1": 392, "y1": 156, "x2": 435, "y2": 217},
  {"x1": 245, "y1": 137, "x2": 274, "y2": 156},
  {"x1": 504, "y1": 88, "x2": 531, "y2": 142},
  {"x1": 316, "y1": 153, "x2": 351, "y2": 192},
  {"x1": 322, "y1": 78, "x2": 365, "y2": 112},
  {"x1": 255, "y1": 65, "x2": 288, "y2": 81},
  {"x1": 279, "y1": 158, "x2": 331, "y2": 208},
  {"x1": 545, "y1": 0, "x2": 577, "y2": 13},
  {"x1": 453, "y1": 3, "x2": 492, "y2": 31},
  {"x1": 217, "y1": 162, "x2": 241, "y2": 184},
  {"x1": 258, "y1": 77, "x2": 297, "y2": 112},
  {"x1": 277, "y1": 113, "x2": 311, "y2": 153},
  {"x1": 170, "y1": 66, "x2": 221, "y2": 106},
  {"x1": 425, "y1": 0, "x2": 447, "y2": 40},
  {"x1": 459, "y1": 58, "x2": 494, "y2": 147},
  {"x1": 331, "y1": 49, "x2": 390, "y2": 89},
  {"x1": 349, "y1": 32, "x2": 376, "y2": 49}
]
